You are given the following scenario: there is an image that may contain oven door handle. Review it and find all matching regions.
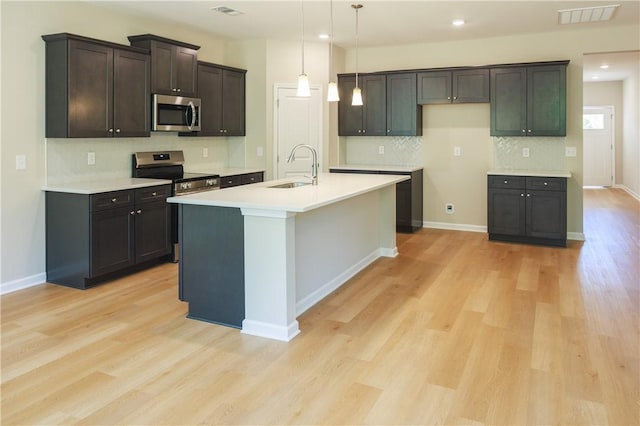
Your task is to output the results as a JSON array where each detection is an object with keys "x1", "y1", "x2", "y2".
[{"x1": 186, "y1": 101, "x2": 196, "y2": 131}]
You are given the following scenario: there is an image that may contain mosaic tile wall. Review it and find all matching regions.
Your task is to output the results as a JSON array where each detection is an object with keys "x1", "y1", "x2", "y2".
[
  {"x1": 343, "y1": 136, "x2": 423, "y2": 166},
  {"x1": 493, "y1": 136, "x2": 567, "y2": 171}
]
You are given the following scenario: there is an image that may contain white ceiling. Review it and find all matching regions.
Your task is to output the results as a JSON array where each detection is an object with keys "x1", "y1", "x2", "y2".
[{"x1": 92, "y1": 0, "x2": 640, "y2": 81}]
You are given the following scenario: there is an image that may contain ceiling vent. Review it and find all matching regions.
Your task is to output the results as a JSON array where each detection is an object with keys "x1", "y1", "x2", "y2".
[
  {"x1": 558, "y1": 4, "x2": 620, "y2": 24},
  {"x1": 210, "y1": 6, "x2": 244, "y2": 16}
]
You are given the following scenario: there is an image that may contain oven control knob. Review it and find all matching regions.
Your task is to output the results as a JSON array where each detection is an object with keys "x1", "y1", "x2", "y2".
[
  {"x1": 180, "y1": 182, "x2": 192, "y2": 190},
  {"x1": 206, "y1": 179, "x2": 216, "y2": 186}
]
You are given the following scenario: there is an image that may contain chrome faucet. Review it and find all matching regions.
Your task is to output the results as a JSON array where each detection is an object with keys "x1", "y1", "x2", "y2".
[{"x1": 287, "y1": 144, "x2": 319, "y2": 185}]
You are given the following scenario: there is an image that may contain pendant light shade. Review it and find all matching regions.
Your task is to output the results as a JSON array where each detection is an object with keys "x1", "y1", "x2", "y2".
[
  {"x1": 351, "y1": 86, "x2": 363, "y2": 106},
  {"x1": 297, "y1": 73, "x2": 311, "y2": 97},
  {"x1": 327, "y1": 0, "x2": 339, "y2": 102},
  {"x1": 297, "y1": 0, "x2": 311, "y2": 97},
  {"x1": 327, "y1": 81, "x2": 340, "y2": 102},
  {"x1": 351, "y1": 4, "x2": 363, "y2": 106}
]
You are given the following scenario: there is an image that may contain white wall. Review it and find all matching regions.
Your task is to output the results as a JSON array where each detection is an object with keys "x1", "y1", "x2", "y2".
[{"x1": 622, "y1": 66, "x2": 640, "y2": 197}]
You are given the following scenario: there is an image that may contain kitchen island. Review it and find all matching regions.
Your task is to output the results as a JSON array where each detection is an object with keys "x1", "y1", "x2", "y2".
[{"x1": 168, "y1": 172, "x2": 408, "y2": 341}]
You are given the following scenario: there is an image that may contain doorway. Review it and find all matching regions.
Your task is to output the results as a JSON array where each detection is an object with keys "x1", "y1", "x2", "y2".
[
  {"x1": 583, "y1": 106, "x2": 614, "y2": 187},
  {"x1": 273, "y1": 84, "x2": 323, "y2": 179}
]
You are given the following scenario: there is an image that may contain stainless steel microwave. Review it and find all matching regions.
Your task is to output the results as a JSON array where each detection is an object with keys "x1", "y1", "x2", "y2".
[{"x1": 152, "y1": 94, "x2": 201, "y2": 132}]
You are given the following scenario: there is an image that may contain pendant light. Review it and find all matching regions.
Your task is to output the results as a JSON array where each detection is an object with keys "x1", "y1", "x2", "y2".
[
  {"x1": 351, "y1": 4, "x2": 363, "y2": 106},
  {"x1": 297, "y1": 0, "x2": 311, "y2": 97},
  {"x1": 326, "y1": 0, "x2": 340, "y2": 102}
]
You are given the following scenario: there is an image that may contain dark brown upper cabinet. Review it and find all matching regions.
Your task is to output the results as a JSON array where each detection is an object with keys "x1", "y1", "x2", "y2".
[
  {"x1": 338, "y1": 74, "x2": 387, "y2": 136},
  {"x1": 386, "y1": 73, "x2": 422, "y2": 136},
  {"x1": 490, "y1": 62, "x2": 567, "y2": 136},
  {"x1": 42, "y1": 33, "x2": 150, "y2": 138},
  {"x1": 417, "y1": 68, "x2": 490, "y2": 104},
  {"x1": 182, "y1": 62, "x2": 246, "y2": 137},
  {"x1": 128, "y1": 34, "x2": 199, "y2": 97}
]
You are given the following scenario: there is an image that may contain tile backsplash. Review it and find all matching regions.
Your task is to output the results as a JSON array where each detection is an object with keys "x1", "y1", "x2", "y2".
[
  {"x1": 46, "y1": 134, "x2": 232, "y2": 184},
  {"x1": 493, "y1": 136, "x2": 566, "y2": 170},
  {"x1": 343, "y1": 136, "x2": 423, "y2": 166}
]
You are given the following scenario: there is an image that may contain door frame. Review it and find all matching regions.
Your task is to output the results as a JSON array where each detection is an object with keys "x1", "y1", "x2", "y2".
[
  {"x1": 272, "y1": 83, "x2": 323, "y2": 180},
  {"x1": 583, "y1": 105, "x2": 615, "y2": 187}
]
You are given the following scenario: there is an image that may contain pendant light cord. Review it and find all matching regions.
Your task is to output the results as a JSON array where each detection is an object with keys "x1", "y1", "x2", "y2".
[
  {"x1": 301, "y1": 0, "x2": 305, "y2": 75},
  {"x1": 354, "y1": 4, "x2": 360, "y2": 89},
  {"x1": 329, "y1": 0, "x2": 333, "y2": 79}
]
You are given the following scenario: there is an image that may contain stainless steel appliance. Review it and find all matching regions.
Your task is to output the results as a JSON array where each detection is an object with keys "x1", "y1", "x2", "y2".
[
  {"x1": 132, "y1": 150, "x2": 219, "y2": 261},
  {"x1": 153, "y1": 95, "x2": 201, "y2": 132}
]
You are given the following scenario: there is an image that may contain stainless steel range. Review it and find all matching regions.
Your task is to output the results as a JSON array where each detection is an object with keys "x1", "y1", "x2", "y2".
[{"x1": 132, "y1": 150, "x2": 220, "y2": 261}]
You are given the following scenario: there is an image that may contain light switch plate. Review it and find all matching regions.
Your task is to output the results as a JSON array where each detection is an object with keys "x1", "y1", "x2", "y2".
[
  {"x1": 565, "y1": 146, "x2": 577, "y2": 157},
  {"x1": 203, "y1": 148, "x2": 209, "y2": 158},
  {"x1": 87, "y1": 152, "x2": 96, "y2": 165},
  {"x1": 16, "y1": 155, "x2": 26, "y2": 170},
  {"x1": 454, "y1": 146, "x2": 461, "y2": 157}
]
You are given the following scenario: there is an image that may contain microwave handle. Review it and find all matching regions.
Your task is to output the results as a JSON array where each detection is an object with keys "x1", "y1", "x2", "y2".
[{"x1": 186, "y1": 101, "x2": 196, "y2": 130}]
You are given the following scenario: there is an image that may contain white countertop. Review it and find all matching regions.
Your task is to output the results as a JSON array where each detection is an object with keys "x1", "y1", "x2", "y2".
[
  {"x1": 42, "y1": 178, "x2": 173, "y2": 195},
  {"x1": 168, "y1": 172, "x2": 409, "y2": 213},
  {"x1": 330, "y1": 164, "x2": 423, "y2": 173},
  {"x1": 487, "y1": 169, "x2": 572, "y2": 178}
]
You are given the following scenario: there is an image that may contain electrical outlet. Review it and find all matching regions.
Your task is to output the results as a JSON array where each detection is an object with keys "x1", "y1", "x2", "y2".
[
  {"x1": 522, "y1": 147, "x2": 530, "y2": 158},
  {"x1": 203, "y1": 148, "x2": 209, "y2": 158},
  {"x1": 378, "y1": 145, "x2": 385, "y2": 155},
  {"x1": 445, "y1": 203, "x2": 455, "y2": 214},
  {"x1": 565, "y1": 146, "x2": 577, "y2": 157},
  {"x1": 87, "y1": 152, "x2": 96, "y2": 165},
  {"x1": 454, "y1": 146, "x2": 461, "y2": 157},
  {"x1": 15, "y1": 155, "x2": 26, "y2": 170},
  {"x1": 257, "y1": 146, "x2": 264, "y2": 157}
]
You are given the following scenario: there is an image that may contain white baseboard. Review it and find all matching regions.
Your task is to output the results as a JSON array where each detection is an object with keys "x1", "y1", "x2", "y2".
[
  {"x1": 241, "y1": 319, "x2": 300, "y2": 342},
  {"x1": 613, "y1": 184, "x2": 640, "y2": 201},
  {"x1": 567, "y1": 232, "x2": 585, "y2": 241},
  {"x1": 423, "y1": 221, "x2": 487, "y2": 233},
  {"x1": 295, "y1": 249, "x2": 380, "y2": 317},
  {"x1": 1, "y1": 273, "x2": 47, "y2": 295}
]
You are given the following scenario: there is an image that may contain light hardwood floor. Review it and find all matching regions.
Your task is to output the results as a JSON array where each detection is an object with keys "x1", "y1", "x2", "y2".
[{"x1": 2, "y1": 188, "x2": 638, "y2": 425}]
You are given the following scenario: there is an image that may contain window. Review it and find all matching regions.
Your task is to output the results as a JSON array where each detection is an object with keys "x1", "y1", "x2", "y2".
[{"x1": 583, "y1": 114, "x2": 604, "y2": 130}]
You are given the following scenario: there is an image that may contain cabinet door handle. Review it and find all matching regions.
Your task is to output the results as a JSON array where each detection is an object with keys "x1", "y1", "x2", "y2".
[
  {"x1": 111, "y1": 198, "x2": 117, "y2": 203},
  {"x1": 130, "y1": 211, "x2": 135, "y2": 215},
  {"x1": 522, "y1": 129, "x2": 526, "y2": 133},
  {"x1": 453, "y1": 96, "x2": 457, "y2": 100},
  {"x1": 108, "y1": 128, "x2": 114, "y2": 133},
  {"x1": 527, "y1": 193, "x2": 531, "y2": 197},
  {"x1": 447, "y1": 96, "x2": 451, "y2": 100},
  {"x1": 136, "y1": 209, "x2": 142, "y2": 214},
  {"x1": 528, "y1": 129, "x2": 532, "y2": 133},
  {"x1": 115, "y1": 128, "x2": 121, "y2": 133},
  {"x1": 543, "y1": 182, "x2": 548, "y2": 186},
  {"x1": 152, "y1": 192, "x2": 157, "y2": 196},
  {"x1": 177, "y1": 88, "x2": 182, "y2": 92},
  {"x1": 363, "y1": 129, "x2": 366, "y2": 134},
  {"x1": 387, "y1": 129, "x2": 390, "y2": 133},
  {"x1": 520, "y1": 193, "x2": 524, "y2": 197},
  {"x1": 504, "y1": 180, "x2": 508, "y2": 184}
]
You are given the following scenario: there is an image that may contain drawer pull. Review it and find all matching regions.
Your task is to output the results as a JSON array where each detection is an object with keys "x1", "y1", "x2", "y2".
[
  {"x1": 111, "y1": 198, "x2": 117, "y2": 203},
  {"x1": 152, "y1": 192, "x2": 157, "y2": 196},
  {"x1": 504, "y1": 180, "x2": 508, "y2": 184},
  {"x1": 543, "y1": 182, "x2": 548, "y2": 186}
]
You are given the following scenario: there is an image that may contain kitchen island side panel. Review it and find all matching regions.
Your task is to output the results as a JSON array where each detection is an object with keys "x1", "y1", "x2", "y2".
[{"x1": 178, "y1": 204, "x2": 245, "y2": 328}]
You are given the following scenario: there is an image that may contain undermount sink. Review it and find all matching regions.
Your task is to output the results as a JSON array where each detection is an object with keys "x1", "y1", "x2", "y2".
[{"x1": 267, "y1": 181, "x2": 311, "y2": 189}]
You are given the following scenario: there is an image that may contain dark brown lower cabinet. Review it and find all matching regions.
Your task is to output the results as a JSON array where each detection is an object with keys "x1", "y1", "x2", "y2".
[
  {"x1": 330, "y1": 168, "x2": 423, "y2": 233},
  {"x1": 487, "y1": 175, "x2": 567, "y2": 247},
  {"x1": 46, "y1": 185, "x2": 171, "y2": 289}
]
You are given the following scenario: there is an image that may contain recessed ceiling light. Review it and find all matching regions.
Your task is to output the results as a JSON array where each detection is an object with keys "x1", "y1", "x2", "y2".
[
  {"x1": 319, "y1": 34, "x2": 330, "y2": 40},
  {"x1": 452, "y1": 19, "x2": 465, "y2": 27},
  {"x1": 558, "y1": 4, "x2": 619, "y2": 25},
  {"x1": 600, "y1": 64, "x2": 610, "y2": 69},
  {"x1": 210, "y1": 6, "x2": 244, "y2": 16}
]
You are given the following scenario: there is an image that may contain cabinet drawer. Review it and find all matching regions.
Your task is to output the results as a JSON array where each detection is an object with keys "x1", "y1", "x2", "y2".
[
  {"x1": 91, "y1": 190, "x2": 133, "y2": 211},
  {"x1": 526, "y1": 177, "x2": 566, "y2": 191},
  {"x1": 488, "y1": 175, "x2": 526, "y2": 189},
  {"x1": 241, "y1": 172, "x2": 263, "y2": 185},
  {"x1": 135, "y1": 185, "x2": 171, "y2": 204},
  {"x1": 221, "y1": 175, "x2": 242, "y2": 188}
]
